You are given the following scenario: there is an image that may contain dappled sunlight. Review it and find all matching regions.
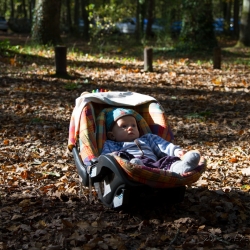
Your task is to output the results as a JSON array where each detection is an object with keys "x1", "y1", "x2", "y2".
[{"x1": 0, "y1": 34, "x2": 250, "y2": 249}]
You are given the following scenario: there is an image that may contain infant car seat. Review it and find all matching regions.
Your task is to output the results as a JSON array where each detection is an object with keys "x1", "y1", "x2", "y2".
[{"x1": 68, "y1": 91, "x2": 206, "y2": 209}]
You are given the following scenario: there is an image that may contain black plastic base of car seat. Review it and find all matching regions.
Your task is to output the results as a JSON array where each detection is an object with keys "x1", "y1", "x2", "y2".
[
  {"x1": 124, "y1": 185, "x2": 186, "y2": 209},
  {"x1": 72, "y1": 149, "x2": 186, "y2": 209}
]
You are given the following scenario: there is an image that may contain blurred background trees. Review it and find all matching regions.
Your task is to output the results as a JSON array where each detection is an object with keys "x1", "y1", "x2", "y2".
[
  {"x1": 238, "y1": 0, "x2": 250, "y2": 46},
  {"x1": 177, "y1": 0, "x2": 218, "y2": 50},
  {"x1": 0, "y1": 0, "x2": 249, "y2": 48},
  {"x1": 31, "y1": 0, "x2": 61, "y2": 45}
]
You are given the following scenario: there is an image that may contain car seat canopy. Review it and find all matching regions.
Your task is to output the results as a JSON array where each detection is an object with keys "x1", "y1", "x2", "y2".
[{"x1": 68, "y1": 91, "x2": 174, "y2": 162}]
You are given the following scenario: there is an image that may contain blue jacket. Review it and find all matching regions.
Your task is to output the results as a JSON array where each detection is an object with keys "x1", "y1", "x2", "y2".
[{"x1": 101, "y1": 133, "x2": 181, "y2": 161}]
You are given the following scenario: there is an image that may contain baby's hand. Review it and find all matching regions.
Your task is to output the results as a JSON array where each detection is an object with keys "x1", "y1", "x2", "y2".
[
  {"x1": 110, "y1": 151, "x2": 118, "y2": 156},
  {"x1": 176, "y1": 150, "x2": 187, "y2": 158}
]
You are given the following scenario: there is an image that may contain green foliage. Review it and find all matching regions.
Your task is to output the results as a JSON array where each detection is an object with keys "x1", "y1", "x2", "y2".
[
  {"x1": 98, "y1": 3, "x2": 135, "y2": 23},
  {"x1": 63, "y1": 82, "x2": 82, "y2": 90},
  {"x1": 0, "y1": 40, "x2": 21, "y2": 57},
  {"x1": 185, "y1": 111, "x2": 213, "y2": 121},
  {"x1": 30, "y1": 117, "x2": 43, "y2": 124},
  {"x1": 0, "y1": 39, "x2": 11, "y2": 49}
]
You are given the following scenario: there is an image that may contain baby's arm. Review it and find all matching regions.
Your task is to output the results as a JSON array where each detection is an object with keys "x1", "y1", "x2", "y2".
[
  {"x1": 101, "y1": 140, "x2": 121, "y2": 155},
  {"x1": 147, "y1": 134, "x2": 182, "y2": 157},
  {"x1": 101, "y1": 141, "x2": 113, "y2": 155}
]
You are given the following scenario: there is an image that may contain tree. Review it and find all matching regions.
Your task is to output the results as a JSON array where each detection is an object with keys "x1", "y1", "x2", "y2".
[
  {"x1": 177, "y1": 0, "x2": 217, "y2": 51},
  {"x1": 10, "y1": 0, "x2": 14, "y2": 18},
  {"x1": 21, "y1": 0, "x2": 27, "y2": 18},
  {"x1": 66, "y1": 0, "x2": 73, "y2": 33},
  {"x1": 135, "y1": 0, "x2": 142, "y2": 40},
  {"x1": 224, "y1": 0, "x2": 232, "y2": 35},
  {"x1": 29, "y1": 0, "x2": 36, "y2": 22},
  {"x1": 145, "y1": 0, "x2": 154, "y2": 38},
  {"x1": 233, "y1": 0, "x2": 240, "y2": 38},
  {"x1": 81, "y1": 0, "x2": 90, "y2": 41},
  {"x1": 74, "y1": 0, "x2": 79, "y2": 29},
  {"x1": 237, "y1": 0, "x2": 250, "y2": 46},
  {"x1": 32, "y1": 0, "x2": 61, "y2": 45}
]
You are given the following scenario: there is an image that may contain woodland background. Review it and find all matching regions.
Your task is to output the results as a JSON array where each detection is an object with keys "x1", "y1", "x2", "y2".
[
  {"x1": 0, "y1": 0, "x2": 250, "y2": 250},
  {"x1": 0, "y1": 0, "x2": 249, "y2": 47}
]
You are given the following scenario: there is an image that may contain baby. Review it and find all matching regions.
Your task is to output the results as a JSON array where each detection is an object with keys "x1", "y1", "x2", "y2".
[{"x1": 101, "y1": 108, "x2": 202, "y2": 175}]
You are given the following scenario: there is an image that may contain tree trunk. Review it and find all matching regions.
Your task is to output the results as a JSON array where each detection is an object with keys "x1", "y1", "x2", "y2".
[
  {"x1": 32, "y1": 0, "x2": 61, "y2": 45},
  {"x1": 225, "y1": 0, "x2": 232, "y2": 34},
  {"x1": 22, "y1": 0, "x2": 27, "y2": 18},
  {"x1": 145, "y1": 0, "x2": 154, "y2": 38},
  {"x1": 144, "y1": 47, "x2": 153, "y2": 72},
  {"x1": 10, "y1": 0, "x2": 14, "y2": 18},
  {"x1": 140, "y1": 1, "x2": 146, "y2": 33},
  {"x1": 135, "y1": 0, "x2": 141, "y2": 41},
  {"x1": 3, "y1": 0, "x2": 7, "y2": 14},
  {"x1": 29, "y1": 0, "x2": 36, "y2": 21},
  {"x1": 55, "y1": 46, "x2": 67, "y2": 75},
  {"x1": 74, "y1": 0, "x2": 79, "y2": 28},
  {"x1": 66, "y1": 0, "x2": 73, "y2": 33},
  {"x1": 233, "y1": 0, "x2": 240, "y2": 38},
  {"x1": 213, "y1": 47, "x2": 221, "y2": 69},
  {"x1": 221, "y1": 0, "x2": 227, "y2": 19},
  {"x1": 81, "y1": 0, "x2": 89, "y2": 41},
  {"x1": 238, "y1": 0, "x2": 250, "y2": 46}
]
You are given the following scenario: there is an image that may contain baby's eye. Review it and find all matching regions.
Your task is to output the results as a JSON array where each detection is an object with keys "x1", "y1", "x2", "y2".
[{"x1": 122, "y1": 125, "x2": 127, "y2": 128}]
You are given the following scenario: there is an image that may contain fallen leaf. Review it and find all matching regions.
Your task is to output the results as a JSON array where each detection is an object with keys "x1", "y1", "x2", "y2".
[
  {"x1": 241, "y1": 168, "x2": 250, "y2": 176},
  {"x1": 229, "y1": 158, "x2": 238, "y2": 163}
]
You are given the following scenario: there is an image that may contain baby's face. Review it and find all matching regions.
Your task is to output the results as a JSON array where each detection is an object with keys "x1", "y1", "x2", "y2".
[{"x1": 110, "y1": 116, "x2": 139, "y2": 142}]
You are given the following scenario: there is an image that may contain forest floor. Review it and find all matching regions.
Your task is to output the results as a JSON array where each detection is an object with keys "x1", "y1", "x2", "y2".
[{"x1": 0, "y1": 32, "x2": 250, "y2": 250}]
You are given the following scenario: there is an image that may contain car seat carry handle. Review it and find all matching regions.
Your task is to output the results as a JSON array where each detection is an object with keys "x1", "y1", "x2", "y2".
[
  {"x1": 72, "y1": 147, "x2": 89, "y2": 186},
  {"x1": 91, "y1": 155, "x2": 144, "y2": 187}
]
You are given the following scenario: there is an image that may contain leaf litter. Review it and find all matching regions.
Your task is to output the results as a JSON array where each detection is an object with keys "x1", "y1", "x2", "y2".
[{"x1": 0, "y1": 38, "x2": 250, "y2": 249}]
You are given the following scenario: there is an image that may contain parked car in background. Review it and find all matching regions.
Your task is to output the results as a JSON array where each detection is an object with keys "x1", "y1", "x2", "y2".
[
  {"x1": 79, "y1": 19, "x2": 84, "y2": 30},
  {"x1": 170, "y1": 21, "x2": 182, "y2": 35},
  {"x1": 115, "y1": 17, "x2": 164, "y2": 34},
  {"x1": 115, "y1": 17, "x2": 136, "y2": 34},
  {"x1": 143, "y1": 18, "x2": 164, "y2": 33},
  {"x1": 213, "y1": 18, "x2": 224, "y2": 34},
  {"x1": 0, "y1": 16, "x2": 8, "y2": 32},
  {"x1": 170, "y1": 18, "x2": 237, "y2": 36}
]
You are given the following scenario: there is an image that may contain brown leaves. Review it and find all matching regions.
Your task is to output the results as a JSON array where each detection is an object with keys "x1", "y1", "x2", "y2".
[
  {"x1": 212, "y1": 77, "x2": 222, "y2": 85},
  {"x1": 229, "y1": 157, "x2": 238, "y2": 163},
  {"x1": 1, "y1": 39, "x2": 250, "y2": 249},
  {"x1": 20, "y1": 170, "x2": 30, "y2": 179}
]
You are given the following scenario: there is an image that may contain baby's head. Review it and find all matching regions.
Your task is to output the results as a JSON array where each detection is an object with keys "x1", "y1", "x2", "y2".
[{"x1": 106, "y1": 108, "x2": 140, "y2": 142}]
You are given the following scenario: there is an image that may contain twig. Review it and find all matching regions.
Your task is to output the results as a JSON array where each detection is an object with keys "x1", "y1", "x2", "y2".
[
  {"x1": 236, "y1": 146, "x2": 248, "y2": 157},
  {"x1": 168, "y1": 229, "x2": 180, "y2": 248}
]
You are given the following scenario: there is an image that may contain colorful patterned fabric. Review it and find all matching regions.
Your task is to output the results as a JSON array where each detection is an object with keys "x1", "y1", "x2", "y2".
[
  {"x1": 68, "y1": 103, "x2": 99, "y2": 163},
  {"x1": 133, "y1": 102, "x2": 174, "y2": 142},
  {"x1": 113, "y1": 154, "x2": 206, "y2": 188}
]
